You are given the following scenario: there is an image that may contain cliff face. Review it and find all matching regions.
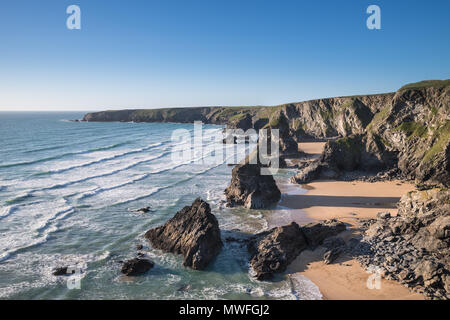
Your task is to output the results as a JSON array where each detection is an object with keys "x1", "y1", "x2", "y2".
[
  {"x1": 289, "y1": 81, "x2": 449, "y2": 187},
  {"x1": 83, "y1": 80, "x2": 449, "y2": 186},
  {"x1": 367, "y1": 85, "x2": 450, "y2": 186},
  {"x1": 81, "y1": 94, "x2": 394, "y2": 137}
]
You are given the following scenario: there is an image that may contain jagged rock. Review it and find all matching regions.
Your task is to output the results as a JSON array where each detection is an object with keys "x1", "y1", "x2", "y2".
[
  {"x1": 225, "y1": 163, "x2": 281, "y2": 209},
  {"x1": 265, "y1": 111, "x2": 298, "y2": 155},
  {"x1": 145, "y1": 198, "x2": 222, "y2": 270},
  {"x1": 136, "y1": 244, "x2": 143, "y2": 250},
  {"x1": 355, "y1": 188, "x2": 450, "y2": 299},
  {"x1": 290, "y1": 160, "x2": 322, "y2": 184},
  {"x1": 377, "y1": 212, "x2": 391, "y2": 219},
  {"x1": 121, "y1": 258, "x2": 154, "y2": 276},
  {"x1": 247, "y1": 222, "x2": 307, "y2": 280},
  {"x1": 322, "y1": 236, "x2": 346, "y2": 250},
  {"x1": 323, "y1": 247, "x2": 343, "y2": 264},
  {"x1": 301, "y1": 219, "x2": 347, "y2": 248},
  {"x1": 248, "y1": 220, "x2": 347, "y2": 280},
  {"x1": 83, "y1": 81, "x2": 449, "y2": 188},
  {"x1": 229, "y1": 113, "x2": 253, "y2": 131},
  {"x1": 52, "y1": 267, "x2": 72, "y2": 276}
]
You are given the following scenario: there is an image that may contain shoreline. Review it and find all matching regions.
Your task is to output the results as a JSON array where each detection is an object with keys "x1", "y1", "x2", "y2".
[{"x1": 274, "y1": 142, "x2": 424, "y2": 300}]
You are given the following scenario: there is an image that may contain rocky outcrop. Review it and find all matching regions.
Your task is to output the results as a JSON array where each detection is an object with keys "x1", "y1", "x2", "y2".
[
  {"x1": 355, "y1": 188, "x2": 450, "y2": 299},
  {"x1": 145, "y1": 198, "x2": 222, "y2": 270},
  {"x1": 225, "y1": 163, "x2": 281, "y2": 209},
  {"x1": 121, "y1": 258, "x2": 154, "y2": 276},
  {"x1": 248, "y1": 220, "x2": 346, "y2": 280},
  {"x1": 247, "y1": 222, "x2": 307, "y2": 280},
  {"x1": 301, "y1": 219, "x2": 347, "y2": 248},
  {"x1": 292, "y1": 82, "x2": 449, "y2": 187},
  {"x1": 82, "y1": 89, "x2": 394, "y2": 139},
  {"x1": 83, "y1": 80, "x2": 448, "y2": 186}
]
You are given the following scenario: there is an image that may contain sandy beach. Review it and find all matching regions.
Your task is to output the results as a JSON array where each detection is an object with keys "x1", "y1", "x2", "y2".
[{"x1": 279, "y1": 142, "x2": 424, "y2": 300}]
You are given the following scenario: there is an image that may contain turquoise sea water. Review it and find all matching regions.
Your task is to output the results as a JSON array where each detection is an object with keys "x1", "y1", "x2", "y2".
[{"x1": 0, "y1": 112, "x2": 321, "y2": 300}]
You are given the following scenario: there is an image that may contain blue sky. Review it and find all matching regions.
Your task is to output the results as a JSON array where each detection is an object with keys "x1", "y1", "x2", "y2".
[{"x1": 0, "y1": 0, "x2": 449, "y2": 111}]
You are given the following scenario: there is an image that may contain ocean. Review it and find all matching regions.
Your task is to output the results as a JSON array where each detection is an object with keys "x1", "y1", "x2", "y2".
[{"x1": 0, "y1": 112, "x2": 321, "y2": 300}]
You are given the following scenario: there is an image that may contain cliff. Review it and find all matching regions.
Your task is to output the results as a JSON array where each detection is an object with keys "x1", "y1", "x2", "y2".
[
  {"x1": 83, "y1": 79, "x2": 449, "y2": 186},
  {"x1": 291, "y1": 80, "x2": 450, "y2": 187}
]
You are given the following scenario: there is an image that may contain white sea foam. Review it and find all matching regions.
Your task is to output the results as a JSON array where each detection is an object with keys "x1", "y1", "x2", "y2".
[
  {"x1": 34, "y1": 142, "x2": 163, "y2": 175},
  {"x1": 0, "y1": 205, "x2": 17, "y2": 219},
  {"x1": 0, "y1": 199, "x2": 75, "y2": 262}
]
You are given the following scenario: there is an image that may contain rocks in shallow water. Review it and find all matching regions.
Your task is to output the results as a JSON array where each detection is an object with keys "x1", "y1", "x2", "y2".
[
  {"x1": 248, "y1": 220, "x2": 347, "y2": 280},
  {"x1": 247, "y1": 222, "x2": 307, "y2": 280},
  {"x1": 145, "y1": 198, "x2": 222, "y2": 270},
  {"x1": 225, "y1": 163, "x2": 281, "y2": 209},
  {"x1": 121, "y1": 258, "x2": 154, "y2": 276},
  {"x1": 136, "y1": 207, "x2": 151, "y2": 213},
  {"x1": 52, "y1": 267, "x2": 74, "y2": 276},
  {"x1": 136, "y1": 244, "x2": 143, "y2": 250},
  {"x1": 177, "y1": 284, "x2": 192, "y2": 292},
  {"x1": 354, "y1": 188, "x2": 450, "y2": 299}
]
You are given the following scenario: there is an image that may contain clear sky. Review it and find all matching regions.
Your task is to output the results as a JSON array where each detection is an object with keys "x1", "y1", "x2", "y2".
[{"x1": 0, "y1": 0, "x2": 449, "y2": 111}]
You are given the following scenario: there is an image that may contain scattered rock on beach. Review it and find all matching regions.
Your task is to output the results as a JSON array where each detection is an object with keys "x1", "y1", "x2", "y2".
[
  {"x1": 377, "y1": 212, "x2": 391, "y2": 219},
  {"x1": 355, "y1": 188, "x2": 450, "y2": 299},
  {"x1": 145, "y1": 198, "x2": 222, "y2": 270},
  {"x1": 121, "y1": 258, "x2": 154, "y2": 276}
]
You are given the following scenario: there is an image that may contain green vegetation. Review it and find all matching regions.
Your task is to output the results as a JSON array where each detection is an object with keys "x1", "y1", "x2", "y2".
[
  {"x1": 229, "y1": 113, "x2": 247, "y2": 121},
  {"x1": 423, "y1": 121, "x2": 450, "y2": 163},
  {"x1": 269, "y1": 115, "x2": 281, "y2": 127},
  {"x1": 430, "y1": 106, "x2": 438, "y2": 116},
  {"x1": 334, "y1": 136, "x2": 363, "y2": 152},
  {"x1": 399, "y1": 79, "x2": 450, "y2": 91},
  {"x1": 367, "y1": 106, "x2": 390, "y2": 131},
  {"x1": 340, "y1": 99, "x2": 355, "y2": 110},
  {"x1": 395, "y1": 121, "x2": 428, "y2": 138},
  {"x1": 319, "y1": 109, "x2": 334, "y2": 121}
]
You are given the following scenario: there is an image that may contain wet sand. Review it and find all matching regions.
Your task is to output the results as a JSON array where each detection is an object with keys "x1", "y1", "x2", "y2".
[{"x1": 277, "y1": 142, "x2": 424, "y2": 300}]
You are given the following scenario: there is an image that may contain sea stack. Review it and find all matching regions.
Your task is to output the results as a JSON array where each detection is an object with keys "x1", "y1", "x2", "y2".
[
  {"x1": 144, "y1": 198, "x2": 222, "y2": 270},
  {"x1": 225, "y1": 163, "x2": 281, "y2": 209}
]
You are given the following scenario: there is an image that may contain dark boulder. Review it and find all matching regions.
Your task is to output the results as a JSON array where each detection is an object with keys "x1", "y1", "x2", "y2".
[
  {"x1": 145, "y1": 198, "x2": 222, "y2": 270},
  {"x1": 121, "y1": 258, "x2": 154, "y2": 276},
  {"x1": 247, "y1": 222, "x2": 307, "y2": 280},
  {"x1": 225, "y1": 163, "x2": 281, "y2": 209},
  {"x1": 52, "y1": 267, "x2": 74, "y2": 276},
  {"x1": 323, "y1": 247, "x2": 343, "y2": 265},
  {"x1": 301, "y1": 219, "x2": 347, "y2": 248},
  {"x1": 247, "y1": 220, "x2": 347, "y2": 280}
]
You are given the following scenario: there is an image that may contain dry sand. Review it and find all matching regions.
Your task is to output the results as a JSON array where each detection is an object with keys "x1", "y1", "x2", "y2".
[
  {"x1": 298, "y1": 141, "x2": 326, "y2": 156},
  {"x1": 277, "y1": 142, "x2": 424, "y2": 300}
]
